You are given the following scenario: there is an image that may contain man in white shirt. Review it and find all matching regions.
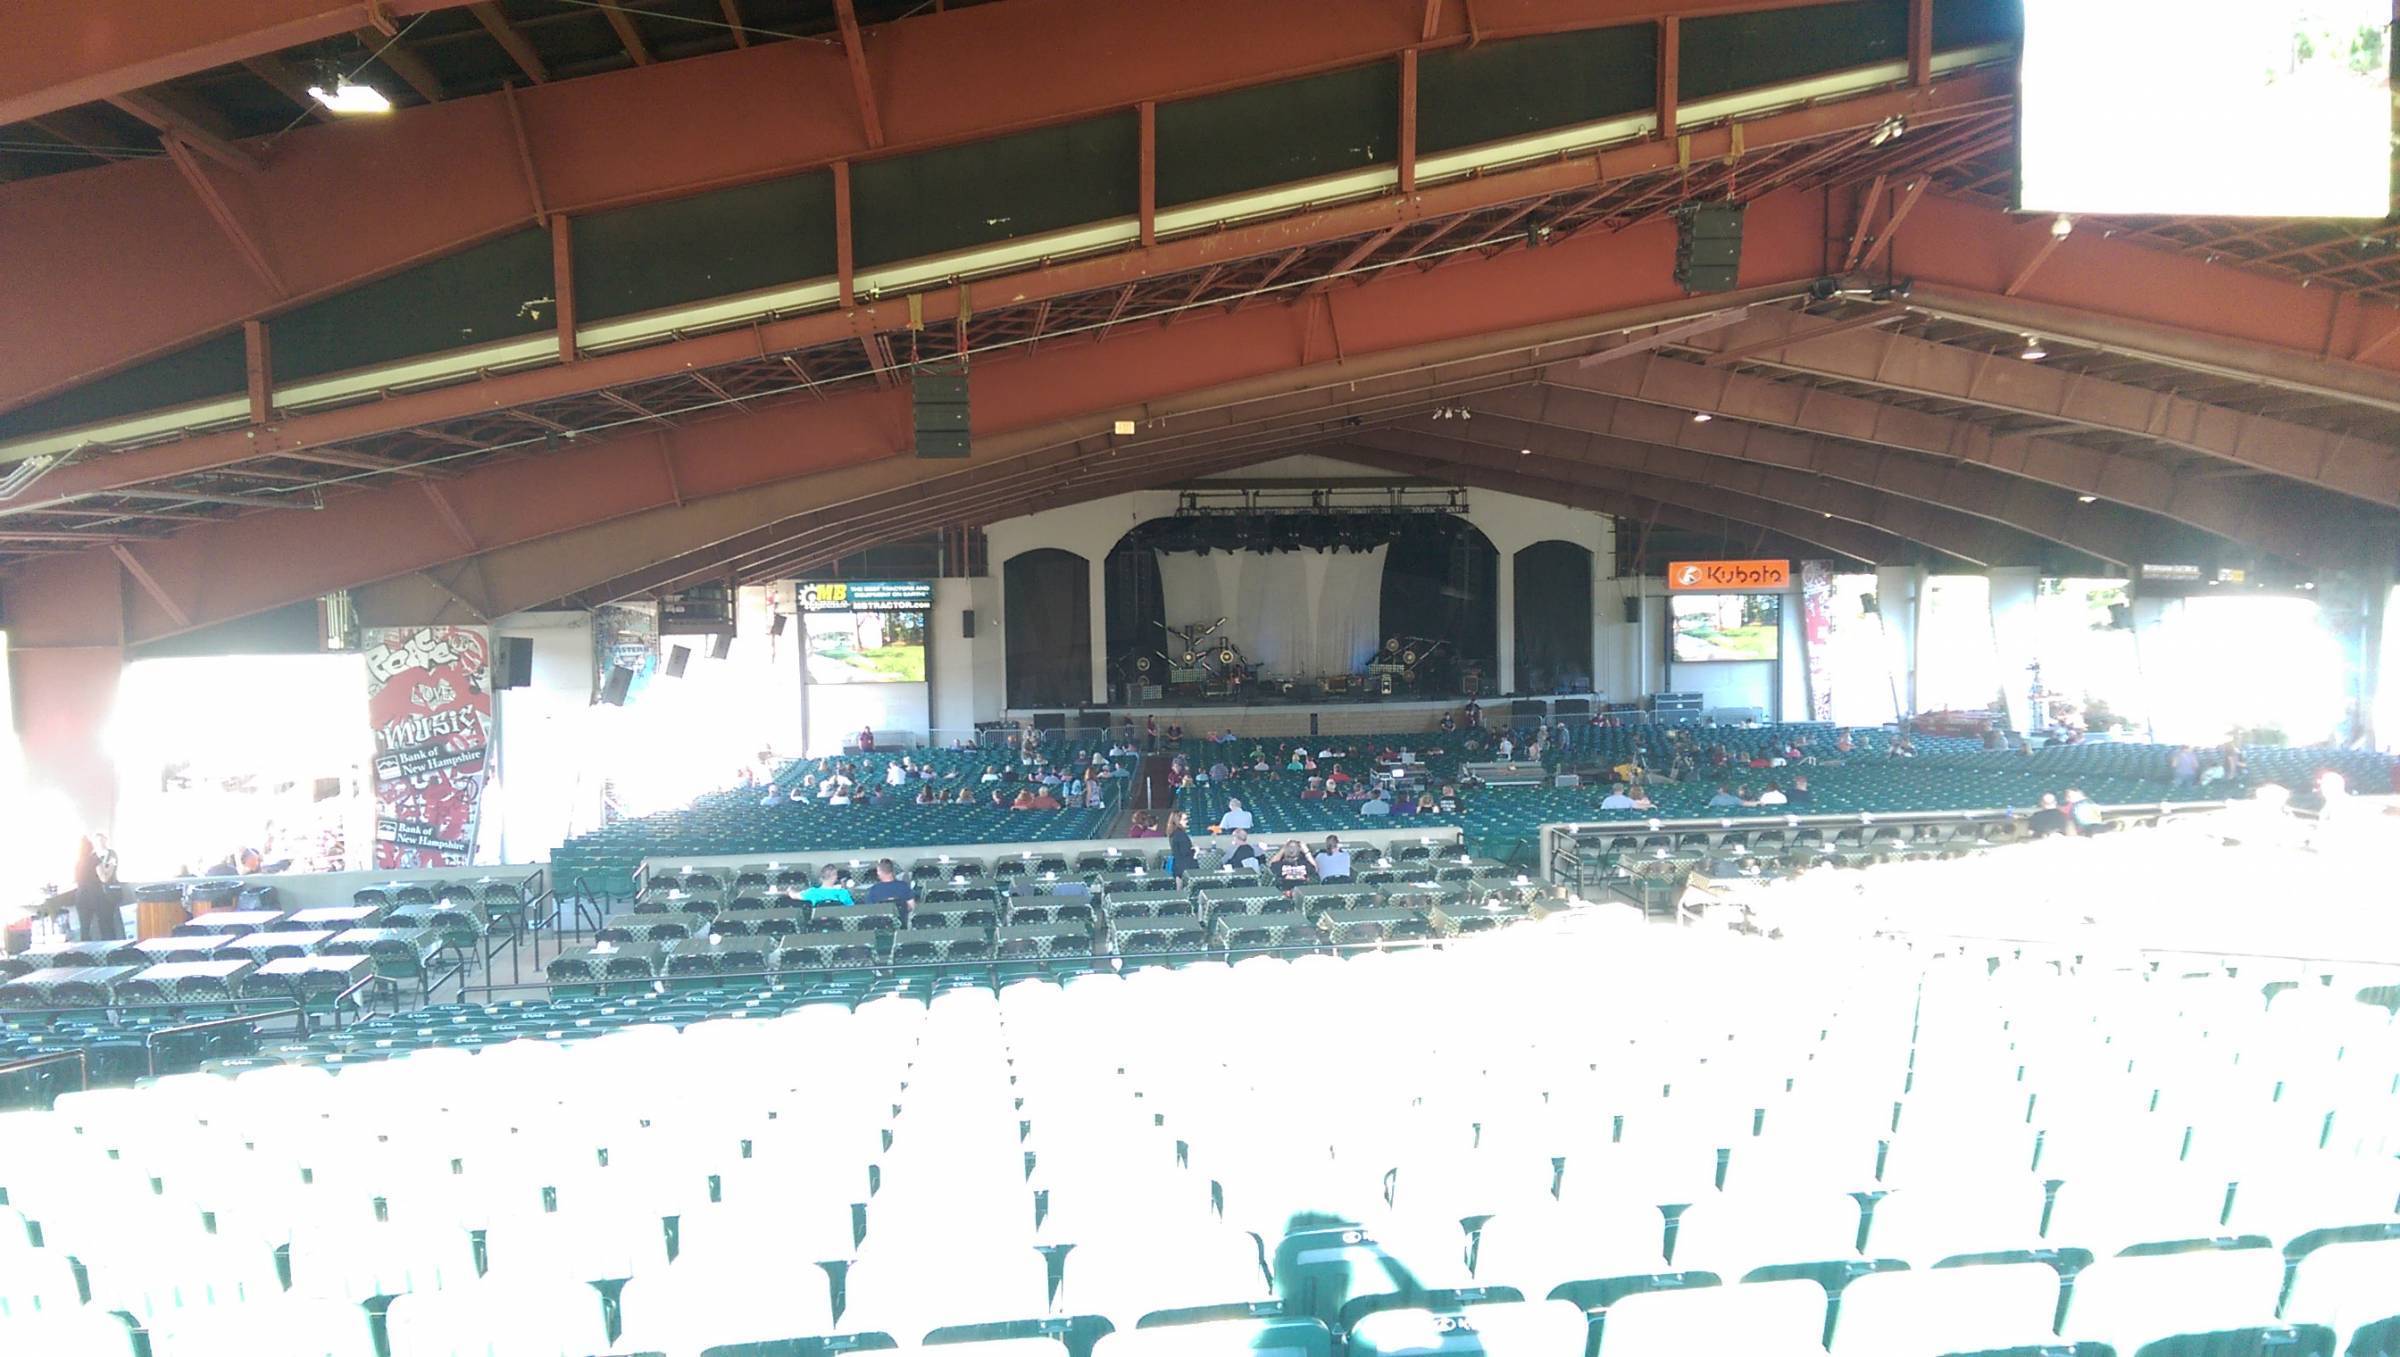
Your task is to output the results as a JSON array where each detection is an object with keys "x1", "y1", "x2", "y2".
[
  {"x1": 1497, "y1": 736, "x2": 1514, "y2": 760},
  {"x1": 1219, "y1": 797, "x2": 1254, "y2": 833},
  {"x1": 1314, "y1": 835, "x2": 1352, "y2": 881},
  {"x1": 1599, "y1": 783, "x2": 1637, "y2": 810},
  {"x1": 1756, "y1": 784, "x2": 1788, "y2": 806},
  {"x1": 885, "y1": 762, "x2": 907, "y2": 788}
]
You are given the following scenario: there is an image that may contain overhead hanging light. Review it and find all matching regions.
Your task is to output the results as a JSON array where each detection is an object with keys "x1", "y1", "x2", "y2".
[
  {"x1": 2017, "y1": 335, "x2": 2048, "y2": 361},
  {"x1": 1691, "y1": 412, "x2": 1713, "y2": 423},
  {"x1": 309, "y1": 73, "x2": 392, "y2": 115}
]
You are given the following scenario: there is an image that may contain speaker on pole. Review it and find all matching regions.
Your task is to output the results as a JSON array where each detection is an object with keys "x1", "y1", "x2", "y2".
[
  {"x1": 961, "y1": 609, "x2": 977, "y2": 639},
  {"x1": 1674, "y1": 203, "x2": 1746, "y2": 295},
  {"x1": 1622, "y1": 596, "x2": 1642, "y2": 625},
  {"x1": 599, "y1": 665, "x2": 635, "y2": 706},
  {"x1": 666, "y1": 644, "x2": 691, "y2": 678},
  {"x1": 913, "y1": 362, "x2": 971, "y2": 459},
  {"x1": 770, "y1": 612, "x2": 789, "y2": 637}
]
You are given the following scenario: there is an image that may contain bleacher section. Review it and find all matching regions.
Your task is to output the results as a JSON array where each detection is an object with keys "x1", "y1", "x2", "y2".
[
  {"x1": 553, "y1": 745, "x2": 1128, "y2": 895},
  {"x1": 2, "y1": 912, "x2": 2396, "y2": 1357}
]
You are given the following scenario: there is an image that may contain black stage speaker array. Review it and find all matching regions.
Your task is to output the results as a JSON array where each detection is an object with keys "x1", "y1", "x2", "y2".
[
  {"x1": 914, "y1": 362, "x2": 971, "y2": 459},
  {"x1": 494, "y1": 636, "x2": 533, "y2": 690},
  {"x1": 1622, "y1": 596, "x2": 1642, "y2": 624},
  {"x1": 1674, "y1": 204, "x2": 1745, "y2": 294},
  {"x1": 600, "y1": 665, "x2": 635, "y2": 706},
  {"x1": 666, "y1": 644, "x2": 692, "y2": 678},
  {"x1": 709, "y1": 634, "x2": 733, "y2": 661},
  {"x1": 961, "y1": 609, "x2": 977, "y2": 638}
]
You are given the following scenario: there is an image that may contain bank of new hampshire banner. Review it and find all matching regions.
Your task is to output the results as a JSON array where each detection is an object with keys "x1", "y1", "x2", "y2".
[{"x1": 365, "y1": 626, "x2": 494, "y2": 869}]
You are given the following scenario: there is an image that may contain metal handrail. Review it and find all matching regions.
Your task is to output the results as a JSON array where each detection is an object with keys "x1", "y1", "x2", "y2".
[
  {"x1": 0, "y1": 1049, "x2": 90, "y2": 1102},
  {"x1": 458, "y1": 928, "x2": 1487, "y2": 1001},
  {"x1": 142, "y1": 1007, "x2": 300, "y2": 1078}
]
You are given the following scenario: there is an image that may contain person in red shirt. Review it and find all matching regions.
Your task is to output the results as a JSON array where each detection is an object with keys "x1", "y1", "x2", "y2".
[
  {"x1": 859, "y1": 725, "x2": 876, "y2": 753},
  {"x1": 1326, "y1": 765, "x2": 1353, "y2": 787}
]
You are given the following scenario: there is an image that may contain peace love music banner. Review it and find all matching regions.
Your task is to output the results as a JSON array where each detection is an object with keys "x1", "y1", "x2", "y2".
[{"x1": 364, "y1": 626, "x2": 494, "y2": 869}]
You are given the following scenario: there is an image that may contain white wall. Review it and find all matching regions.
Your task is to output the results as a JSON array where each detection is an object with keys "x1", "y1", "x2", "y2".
[
  {"x1": 927, "y1": 575, "x2": 1005, "y2": 743},
  {"x1": 982, "y1": 453, "x2": 1618, "y2": 710},
  {"x1": 488, "y1": 610, "x2": 601, "y2": 863}
]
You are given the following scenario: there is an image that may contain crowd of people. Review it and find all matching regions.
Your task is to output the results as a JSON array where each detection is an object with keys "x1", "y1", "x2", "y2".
[{"x1": 753, "y1": 745, "x2": 1118, "y2": 814}]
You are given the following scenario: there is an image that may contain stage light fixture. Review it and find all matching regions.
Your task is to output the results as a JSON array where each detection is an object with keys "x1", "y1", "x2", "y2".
[
  {"x1": 309, "y1": 74, "x2": 392, "y2": 114},
  {"x1": 2017, "y1": 336, "x2": 2048, "y2": 361},
  {"x1": 2050, "y1": 213, "x2": 2075, "y2": 239},
  {"x1": 1112, "y1": 419, "x2": 1136, "y2": 436},
  {"x1": 2077, "y1": 494, "x2": 2097, "y2": 503},
  {"x1": 1691, "y1": 412, "x2": 1713, "y2": 423},
  {"x1": 1519, "y1": 447, "x2": 1532, "y2": 456}
]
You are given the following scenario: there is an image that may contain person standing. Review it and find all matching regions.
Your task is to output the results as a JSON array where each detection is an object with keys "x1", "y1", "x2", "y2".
[
  {"x1": 1166, "y1": 811, "x2": 1196, "y2": 884},
  {"x1": 72, "y1": 835, "x2": 123, "y2": 941}
]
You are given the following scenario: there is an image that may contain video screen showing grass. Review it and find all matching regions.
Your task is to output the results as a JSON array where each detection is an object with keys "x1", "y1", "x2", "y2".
[
  {"x1": 1672, "y1": 592, "x2": 1782, "y2": 663},
  {"x1": 805, "y1": 608, "x2": 927, "y2": 684}
]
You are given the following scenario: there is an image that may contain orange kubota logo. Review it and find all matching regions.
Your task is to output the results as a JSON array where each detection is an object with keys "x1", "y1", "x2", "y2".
[{"x1": 1667, "y1": 559, "x2": 1790, "y2": 590}]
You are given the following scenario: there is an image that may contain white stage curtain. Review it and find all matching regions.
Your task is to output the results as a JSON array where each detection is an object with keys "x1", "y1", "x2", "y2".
[{"x1": 1152, "y1": 546, "x2": 1387, "y2": 678}]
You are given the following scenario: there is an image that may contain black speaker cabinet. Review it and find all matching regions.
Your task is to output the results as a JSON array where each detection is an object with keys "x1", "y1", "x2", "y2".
[
  {"x1": 914, "y1": 364, "x2": 971, "y2": 459},
  {"x1": 961, "y1": 609, "x2": 976, "y2": 638},
  {"x1": 1622, "y1": 596, "x2": 1642, "y2": 624},
  {"x1": 494, "y1": 636, "x2": 533, "y2": 690},
  {"x1": 1674, "y1": 203, "x2": 1745, "y2": 295},
  {"x1": 709, "y1": 634, "x2": 733, "y2": 661},
  {"x1": 770, "y1": 612, "x2": 789, "y2": 637},
  {"x1": 600, "y1": 665, "x2": 635, "y2": 706},
  {"x1": 666, "y1": 644, "x2": 691, "y2": 678}
]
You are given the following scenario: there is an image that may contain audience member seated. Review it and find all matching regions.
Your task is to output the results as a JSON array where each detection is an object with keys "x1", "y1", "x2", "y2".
[
  {"x1": 1757, "y1": 782, "x2": 1789, "y2": 806},
  {"x1": 1709, "y1": 784, "x2": 1742, "y2": 808},
  {"x1": 1266, "y1": 839, "x2": 1317, "y2": 886},
  {"x1": 1360, "y1": 790, "x2": 1391, "y2": 817},
  {"x1": 2029, "y1": 792, "x2": 2070, "y2": 836},
  {"x1": 800, "y1": 865, "x2": 853, "y2": 907},
  {"x1": 1314, "y1": 834, "x2": 1352, "y2": 882},
  {"x1": 1220, "y1": 797, "x2": 1253, "y2": 832},
  {"x1": 1222, "y1": 828, "x2": 1261, "y2": 871},
  {"x1": 1600, "y1": 782, "x2": 1638, "y2": 810},
  {"x1": 862, "y1": 858, "x2": 916, "y2": 906},
  {"x1": 1128, "y1": 810, "x2": 1162, "y2": 839}
]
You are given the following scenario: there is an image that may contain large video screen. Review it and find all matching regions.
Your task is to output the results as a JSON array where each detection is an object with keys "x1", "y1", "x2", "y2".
[
  {"x1": 1672, "y1": 592, "x2": 1782, "y2": 664},
  {"x1": 798, "y1": 580, "x2": 930, "y2": 685},
  {"x1": 2020, "y1": 0, "x2": 2390, "y2": 218}
]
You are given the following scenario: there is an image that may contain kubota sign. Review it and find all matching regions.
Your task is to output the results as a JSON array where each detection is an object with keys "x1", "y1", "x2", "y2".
[{"x1": 1668, "y1": 559, "x2": 1791, "y2": 590}]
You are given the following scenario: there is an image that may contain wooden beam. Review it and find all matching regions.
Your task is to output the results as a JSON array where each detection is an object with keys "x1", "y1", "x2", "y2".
[
  {"x1": 2005, "y1": 227, "x2": 2067, "y2": 297},
  {"x1": 720, "y1": 0, "x2": 750, "y2": 47},
  {"x1": 834, "y1": 160, "x2": 855, "y2": 308},
  {"x1": 551, "y1": 213, "x2": 577, "y2": 363},
  {"x1": 1841, "y1": 173, "x2": 1885, "y2": 273},
  {"x1": 596, "y1": 3, "x2": 652, "y2": 65},
  {"x1": 503, "y1": 79, "x2": 546, "y2": 224},
  {"x1": 238, "y1": 53, "x2": 331, "y2": 121},
  {"x1": 1907, "y1": 0, "x2": 1932, "y2": 87},
  {"x1": 833, "y1": 0, "x2": 883, "y2": 148},
  {"x1": 1657, "y1": 17, "x2": 1679, "y2": 142},
  {"x1": 112, "y1": 544, "x2": 191, "y2": 628},
  {"x1": 160, "y1": 136, "x2": 285, "y2": 296},
  {"x1": 1420, "y1": 0, "x2": 1443, "y2": 41},
  {"x1": 1855, "y1": 176, "x2": 1927, "y2": 272},
  {"x1": 472, "y1": 3, "x2": 548, "y2": 83},
  {"x1": 1398, "y1": 49, "x2": 1418, "y2": 194},
  {"x1": 106, "y1": 89, "x2": 260, "y2": 172},
  {"x1": 1137, "y1": 101, "x2": 1157, "y2": 247},
  {"x1": 244, "y1": 320, "x2": 273, "y2": 424},
  {"x1": 1703, "y1": 303, "x2": 1901, "y2": 366},
  {"x1": 356, "y1": 26, "x2": 445, "y2": 101}
]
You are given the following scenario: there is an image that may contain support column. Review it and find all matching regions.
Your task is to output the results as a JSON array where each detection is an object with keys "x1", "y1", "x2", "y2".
[
  {"x1": 1088, "y1": 552, "x2": 1109, "y2": 706},
  {"x1": 2319, "y1": 563, "x2": 2395, "y2": 748},
  {"x1": 1987, "y1": 566, "x2": 2041, "y2": 733},
  {"x1": 8, "y1": 645, "x2": 125, "y2": 836},
  {"x1": 1495, "y1": 549, "x2": 1517, "y2": 696},
  {"x1": 1873, "y1": 564, "x2": 1925, "y2": 720}
]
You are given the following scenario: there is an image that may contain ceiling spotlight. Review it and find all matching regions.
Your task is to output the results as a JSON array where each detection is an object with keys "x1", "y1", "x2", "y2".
[
  {"x1": 308, "y1": 74, "x2": 392, "y2": 114},
  {"x1": 2076, "y1": 494, "x2": 2097, "y2": 504},
  {"x1": 1691, "y1": 412, "x2": 1713, "y2": 423},
  {"x1": 1869, "y1": 114, "x2": 1906, "y2": 147},
  {"x1": 2050, "y1": 213, "x2": 2075, "y2": 239},
  {"x1": 1519, "y1": 447, "x2": 1532, "y2": 456},
  {"x1": 2017, "y1": 335, "x2": 2048, "y2": 361},
  {"x1": 1112, "y1": 419, "x2": 1136, "y2": 436}
]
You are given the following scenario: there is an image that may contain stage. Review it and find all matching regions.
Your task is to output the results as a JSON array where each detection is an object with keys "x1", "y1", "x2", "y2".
[{"x1": 1003, "y1": 697, "x2": 1517, "y2": 738}]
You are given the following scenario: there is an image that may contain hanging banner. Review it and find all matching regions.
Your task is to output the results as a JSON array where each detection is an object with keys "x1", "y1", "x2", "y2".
[
  {"x1": 1668, "y1": 559, "x2": 1791, "y2": 590},
  {"x1": 592, "y1": 602, "x2": 661, "y2": 703},
  {"x1": 1801, "y1": 560, "x2": 1837, "y2": 723},
  {"x1": 365, "y1": 626, "x2": 494, "y2": 868}
]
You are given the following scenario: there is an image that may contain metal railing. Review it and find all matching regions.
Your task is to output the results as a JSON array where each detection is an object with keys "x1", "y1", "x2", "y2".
[{"x1": 0, "y1": 1048, "x2": 90, "y2": 1104}]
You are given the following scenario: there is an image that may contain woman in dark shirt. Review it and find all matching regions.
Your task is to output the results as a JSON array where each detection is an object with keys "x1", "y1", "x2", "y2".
[{"x1": 1166, "y1": 810, "x2": 1196, "y2": 884}]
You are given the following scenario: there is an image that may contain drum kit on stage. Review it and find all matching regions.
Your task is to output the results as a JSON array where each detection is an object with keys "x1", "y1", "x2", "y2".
[{"x1": 1116, "y1": 621, "x2": 1455, "y2": 702}]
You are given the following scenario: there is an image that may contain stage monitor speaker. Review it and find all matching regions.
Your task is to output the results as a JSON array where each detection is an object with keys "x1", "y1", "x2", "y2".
[
  {"x1": 600, "y1": 665, "x2": 635, "y2": 706},
  {"x1": 709, "y1": 634, "x2": 733, "y2": 661},
  {"x1": 1674, "y1": 203, "x2": 1745, "y2": 295},
  {"x1": 961, "y1": 609, "x2": 976, "y2": 639},
  {"x1": 770, "y1": 612, "x2": 789, "y2": 637},
  {"x1": 1622, "y1": 596, "x2": 1642, "y2": 624},
  {"x1": 494, "y1": 636, "x2": 533, "y2": 690},
  {"x1": 913, "y1": 363, "x2": 971, "y2": 459},
  {"x1": 666, "y1": 644, "x2": 691, "y2": 678}
]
